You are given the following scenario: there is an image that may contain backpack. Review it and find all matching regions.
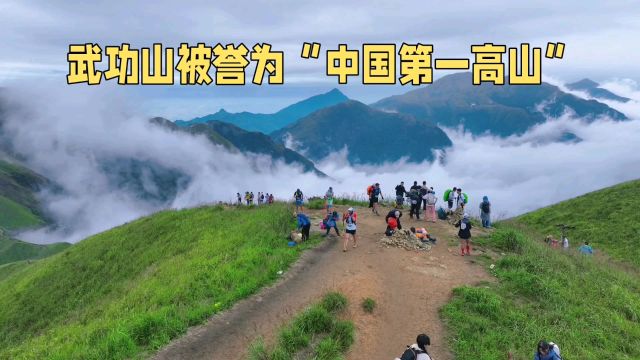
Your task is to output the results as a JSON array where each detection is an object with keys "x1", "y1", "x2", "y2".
[
  {"x1": 398, "y1": 346, "x2": 426, "y2": 360},
  {"x1": 367, "y1": 185, "x2": 374, "y2": 196},
  {"x1": 480, "y1": 202, "x2": 490, "y2": 213}
]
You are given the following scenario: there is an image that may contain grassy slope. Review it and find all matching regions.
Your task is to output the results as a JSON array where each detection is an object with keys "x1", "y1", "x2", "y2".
[
  {"x1": 0, "y1": 195, "x2": 42, "y2": 229},
  {"x1": 517, "y1": 179, "x2": 640, "y2": 266},
  {"x1": 0, "y1": 203, "x2": 317, "y2": 360},
  {"x1": 442, "y1": 181, "x2": 640, "y2": 360},
  {"x1": 0, "y1": 235, "x2": 70, "y2": 266}
]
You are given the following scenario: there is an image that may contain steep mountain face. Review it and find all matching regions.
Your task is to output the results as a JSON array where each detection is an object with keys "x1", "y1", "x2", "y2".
[
  {"x1": 272, "y1": 100, "x2": 452, "y2": 165},
  {"x1": 174, "y1": 88, "x2": 349, "y2": 133},
  {"x1": 0, "y1": 158, "x2": 50, "y2": 229},
  {"x1": 202, "y1": 121, "x2": 325, "y2": 175},
  {"x1": 566, "y1": 78, "x2": 630, "y2": 102},
  {"x1": 373, "y1": 73, "x2": 627, "y2": 137},
  {"x1": 0, "y1": 235, "x2": 70, "y2": 266},
  {"x1": 152, "y1": 117, "x2": 325, "y2": 175}
]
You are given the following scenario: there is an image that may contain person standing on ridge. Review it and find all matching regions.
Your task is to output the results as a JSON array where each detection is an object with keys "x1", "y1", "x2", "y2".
[
  {"x1": 409, "y1": 181, "x2": 421, "y2": 219},
  {"x1": 420, "y1": 181, "x2": 429, "y2": 212},
  {"x1": 395, "y1": 181, "x2": 407, "y2": 208},
  {"x1": 236, "y1": 192, "x2": 242, "y2": 205},
  {"x1": 479, "y1": 195, "x2": 491, "y2": 228},
  {"x1": 425, "y1": 188, "x2": 437, "y2": 222},
  {"x1": 448, "y1": 186, "x2": 457, "y2": 211},
  {"x1": 294, "y1": 188, "x2": 304, "y2": 213},
  {"x1": 325, "y1": 186, "x2": 335, "y2": 212},
  {"x1": 371, "y1": 183, "x2": 383, "y2": 215}
]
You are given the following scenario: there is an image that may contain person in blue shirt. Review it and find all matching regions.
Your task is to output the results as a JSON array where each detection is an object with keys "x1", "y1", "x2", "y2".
[
  {"x1": 533, "y1": 340, "x2": 561, "y2": 360},
  {"x1": 297, "y1": 213, "x2": 311, "y2": 241},
  {"x1": 324, "y1": 211, "x2": 341, "y2": 236},
  {"x1": 578, "y1": 241, "x2": 594, "y2": 255}
]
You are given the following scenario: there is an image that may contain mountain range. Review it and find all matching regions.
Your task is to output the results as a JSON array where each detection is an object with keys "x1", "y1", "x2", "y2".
[
  {"x1": 372, "y1": 73, "x2": 627, "y2": 137},
  {"x1": 174, "y1": 88, "x2": 349, "y2": 133},
  {"x1": 566, "y1": 78, "x2": 630, "y2": 103}
]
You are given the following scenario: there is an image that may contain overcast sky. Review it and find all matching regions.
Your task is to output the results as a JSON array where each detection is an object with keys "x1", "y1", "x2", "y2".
[{"x1": 1, "y1": 0, "x2": 639, "y2": 118}]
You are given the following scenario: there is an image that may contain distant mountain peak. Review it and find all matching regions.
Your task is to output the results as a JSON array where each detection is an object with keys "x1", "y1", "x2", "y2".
[{"x1": 567, "y1": 78, "x2": 600, "y2": 90}]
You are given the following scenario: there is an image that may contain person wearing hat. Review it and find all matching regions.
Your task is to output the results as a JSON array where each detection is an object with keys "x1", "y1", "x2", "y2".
[
  {"x1": 342, "y1": 207, "x2": 358, "y2": 252},
  {"x1": 455, "y1": 213, "x2": 473, "y2": 256}
]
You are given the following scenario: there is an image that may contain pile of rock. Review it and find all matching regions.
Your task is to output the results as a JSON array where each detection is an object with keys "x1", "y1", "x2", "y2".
[{"x1": 380, "y1": 229, "x2": 432, "y2": 251}]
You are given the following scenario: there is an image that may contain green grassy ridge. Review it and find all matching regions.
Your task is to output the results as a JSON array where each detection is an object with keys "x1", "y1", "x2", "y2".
[
  {"x1": 442, "y1": 226, "x2": 640, "y2": 359},
  {"x1": 516, "y1": 179, "x2": 640, "y2": 266},
  {"x1": 0, "y1": 203, "x2": 318, "y2": 360},
  {"x1": 0, "y1": 159, "x2": 48, "y2": 222},
  {"x1": 0, "y1": 195, "x2": 42, "y2": 230},
  {"x1": 0, "y1": 234, "x2": 70, "y2": 266}
]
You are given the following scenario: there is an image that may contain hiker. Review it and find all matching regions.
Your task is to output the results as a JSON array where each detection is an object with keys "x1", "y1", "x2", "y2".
[
  {"x1": 448, "y1": 187, "x2": 457, "y2": 211},
  {"x1": 394, "y1": 334, "x2": 432, "y2": 360},
  {"x1": 294, "y1": 188, "x2": 304, "y2": 213},
  {"x1": 260, "y1": 192, "x2": 265, "y2": 205},
  {"x1": 410, "y1": 227, "x2": 434, "y2": 244},
  {"x1": 479, "y1": 196, "x2": 491, "y2": 228},
  {"x1": 420, "y1": 181, "x2": 429, "y2": 211},
  {"x1": 534, "y1": 340, "x2": 561, "y2": 360},
  {"x1": 395, "y1": 181, "x2": 407, "y2": 208},
  {"x1": 268, "y1": 193, "x2": 274, "y2": 204},
  {"x1": 371, "y1": 183, "x2": 383, "y2": 215},
  {"x1": 562, "y1": 236, "x2": 569, "y2": 250},
  {"x1": 425, "y1": 188, "x2": 437, "y2": 222},
  {"x1": 409, "y1": 181, "x2": 421, "y2": 219},
  {"x1": 386, "y1": 209, "x2": 403, "y2": 236},
  {"x1": 454, "y1": 188, "x2": 465, "y2": 210},
  {"x1": 545, "y1": 235, "x2": 559, "y2": 248},
  {"x1": 367, "y1": 184, "x2": 375, "y2": 208},
  {"x1": 297, "y1": 212, "x2": 311, "y2": 242},
  {"x1": 325, "y1": 187, "x2": 334, "y2": 211},
  {"x1": 342, "y1": 207, "x2": 358, "y2": 252},
  {"x1": 250, "y1": 192, "x2": 255, "y2": 205},
  {"x1": 455, "y1": 213, "x2": 472, "y2": 256},
  {"x1": 324, "y1": 210, "x2": 341, "y2": 237},
  {"x1": 579, "y1": 241, "x2": 594, "y2": 255},
  {"x1": 245, "y1": 191, "x2": 251, "y2": 206},
  {"x1": 236, "y1": 192, "x2": 242, "y2": 205}
]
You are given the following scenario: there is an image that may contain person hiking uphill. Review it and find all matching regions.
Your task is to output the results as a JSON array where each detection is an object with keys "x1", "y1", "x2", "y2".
[
  {"x1": 394, "y1": 334, "x2": 432, "y2": 360},
  {"x1": 395, "y1": 181, "x2": 407, "y2": 208},
  {"x1": 456, "y1": 213, "x2": 472, "y2": 256},
  {"x1": 323, "y1": 211, "x2": 341, "y2": 237},
  {"x1": 342, "y1": 207, "x2": 358, "y2": 252},
  {"x1": 296, "y1": 212, "x2": 311, "y2": 242},
  {"x1": 533, "y1": 340, "x2": 561, "y2": 360},
  {"x1": 371, "y1": 183, "x2": 383, "y2": 215},
  {"x1": 294, "y1": 188, "x2": 304, "y2": 213},
  {"x1": 480, "y1": 195, "x2": 491, "y2": 228}
]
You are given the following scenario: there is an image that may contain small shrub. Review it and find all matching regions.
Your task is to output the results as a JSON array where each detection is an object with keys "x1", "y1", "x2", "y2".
[
  {"x1": 361, "y1": 297, "x2": 376, "y2": 314},
  {"x1": 321, "y1": 292, "x2": 348, "y2": 313}
]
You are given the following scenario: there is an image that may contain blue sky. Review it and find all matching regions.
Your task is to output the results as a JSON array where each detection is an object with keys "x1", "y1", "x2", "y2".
[{"x1": 1, "y1": 0, "x2": 638, "y2": 119}]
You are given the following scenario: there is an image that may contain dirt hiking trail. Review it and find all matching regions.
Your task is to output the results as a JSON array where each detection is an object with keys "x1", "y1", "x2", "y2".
[{"x1": 154, "y1": 205, "x2": 492, "y2": 360}]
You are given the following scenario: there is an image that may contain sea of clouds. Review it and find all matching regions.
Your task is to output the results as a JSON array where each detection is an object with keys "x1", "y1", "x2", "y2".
[{"x1": 2, "y1": 80, "x2": 639, "y2": 244}]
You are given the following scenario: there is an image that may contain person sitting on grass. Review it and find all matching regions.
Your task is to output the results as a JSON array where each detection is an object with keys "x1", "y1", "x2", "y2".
[
  {"x1": 533, "y1": 340, "x2": 561, "y2": 360},
  {"x1": 324, "y1": 211, "x2": 340, "y2": 237},
  {"x1": 296, "y1": 212, "x2": 311, "y2": 242},
  {"x1": 394, "y1": 333, "x2": 432, "y2": 360},
  {"x1": 578, "y1": 241, "x2": 594, "y2": 255}
]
